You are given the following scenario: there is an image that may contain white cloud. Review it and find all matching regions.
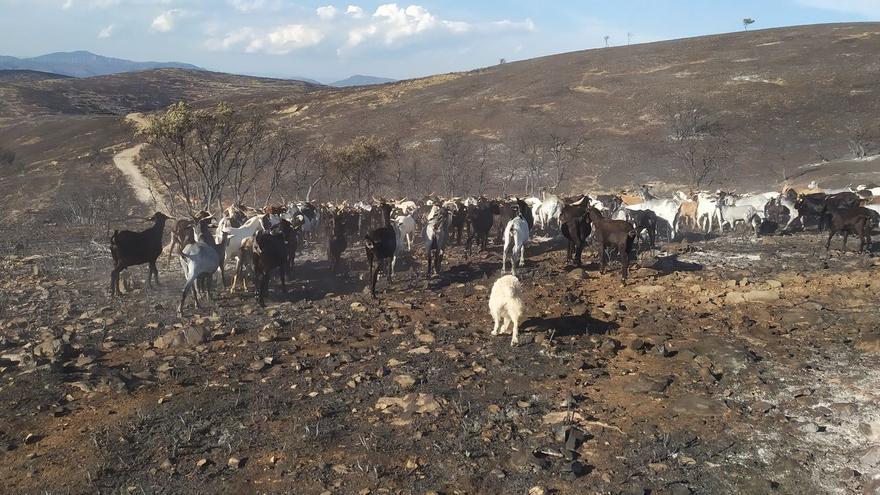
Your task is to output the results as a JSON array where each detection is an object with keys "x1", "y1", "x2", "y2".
[
  {"x1": 61, "y1": 0, "x2": 73, "y2": 9},
  {"x1": 227, "y1": 0, "x2": 281, "y2": 13},
  {"x1": 346, "y1": 5, "x2": 364, "y2": 18},
  {"x1": 341, "y1": 4, "x2": 535, "y2": 51},
  {"x1": 207, "y1": 24, "x2": 324, "y2": 54},
  {"x1": 98, "y1": 24, "x2": 115, "y2": 38},
  {"x1": 151, "y1": 9, "x2": 181, "y2": 33},
  {"x1": 316, "y1": 5, "x2": 338, "y2": 20},
  {"x1": 797, "y1": 0, "x2": 880, "y2": 16}
]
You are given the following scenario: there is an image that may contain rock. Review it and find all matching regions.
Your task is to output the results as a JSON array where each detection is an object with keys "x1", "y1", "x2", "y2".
[
  {"x1": 620, "y1": 374, "x2": 672, "y2": 394},
  {"x1": 24, "y1": 433, "x2": 42, "y2": 445},
  {"x1": 766, "y1": 279, "x2": 783, "y2": 288},
  {"x1": 567, "y1": 268, "x2": 585, "y2": 280},
  {"x1": 542, "y1": 411, "x2": 585, "y2": 425},
  {"x1": 375, "y1": 394, "x2": 442, "y2": 415},
  {"x1": 856, "y1": 335, "x2": 880, "y2": 354},
  {"x1": 350, "y1": 302, "x2": 367, "y2": 313},
  {"x1": 258, "y1": 322, "x2": 280, "y2": 342},
  {"x1": 33, "y1": 338, "x2": 75, "y2": 362},
  {"x1": 408, "y1": 346, "x2": 431, "y2": 355},
  {"x1": 665, "y1": 483, "x2": 693, "y2": 495},
  {"x1": 528, "y1": 487, "x2": 547, "y2": 495},
  {"x1": 634, "y1": 285, "x2": 665, "y2": 295},
  {"x1": 153, "y1": 327, "x2": 206, "y2": 350},
  {"x1": 744, "y1": 289, "x2": 780, "y2": 303},
  {"x1": 860, "y1": 445, "x2": 880, "y2": 468},
  {"x1": 387, "y1": 301, "x2": 413, "y2": 310},
  {"x1": 753, "y1": 401, "x2": 774, "y2": 414},
  {"x1": 670, "y1": 394, "x2": 726, "y2": 417},
  {"x1": 799, "y1": 422, "x2": 819, "y2": 433},
  {"x1": 227, "y1": 457, "x2": 241, "y2": 469},
  {"x1": 416, "y1": 332, "x2": 435, "y2": 344},
  {"x1": 393, "y1": 374, "x2": 416, "y2": 389},
  {"x1": 196, "y1": 458, "x2": 210, "y2": 469}
]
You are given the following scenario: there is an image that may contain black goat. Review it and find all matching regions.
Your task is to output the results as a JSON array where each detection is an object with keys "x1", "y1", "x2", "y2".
[
  {"x1": 110, "y1": 212, "x2": 169, "y2": 297},
  {"x1": 364, "y1": 202, "x2": 398, "y2": 298},
  {"x1": 585, "y1": 207, "x2": 637, "y2": 281},
  {"x1": 253, "y1": 216, "x2": 293, "y2": 307},
  {"x1": 465, "y1": 200, "x2": 498, "y2": 258},
  {"x1": 495, "y1": 197, "x2": 534, "y2": 244},
  {"x1": 625, "y1": 208, "x2": 658, "y2": 251},
  {"x1": 825, "y1": 207, "x2": 875, "y2": 253},
  {"x1": 559, "y1": 198, "x2": 591, "y2": 266},
  {"x1": 327, "y1": 209, "x2": 348, "y2": 274},
  {"x1": 448, "y1": 200, "x2": 467, "y2": 245}
]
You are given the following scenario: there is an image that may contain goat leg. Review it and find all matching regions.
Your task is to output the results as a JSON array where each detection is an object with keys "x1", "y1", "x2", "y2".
[{"x1": 279, "y1": 265, "x2": 287, "y2": 298}]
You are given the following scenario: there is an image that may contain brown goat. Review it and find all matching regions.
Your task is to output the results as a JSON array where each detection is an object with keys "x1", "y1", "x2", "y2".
[{"x1": 585, "y1": 207, "x2": 637, "y2": 281}]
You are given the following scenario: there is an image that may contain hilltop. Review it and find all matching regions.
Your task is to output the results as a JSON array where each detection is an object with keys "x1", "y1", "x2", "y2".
[{"x1": 0, "y1": 51, "x2": 199, "y2": 78}]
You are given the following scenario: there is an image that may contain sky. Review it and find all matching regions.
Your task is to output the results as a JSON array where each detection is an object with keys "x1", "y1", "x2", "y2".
[{"x1": 0, "y1": 0, "x2": 878, "y2": 82}]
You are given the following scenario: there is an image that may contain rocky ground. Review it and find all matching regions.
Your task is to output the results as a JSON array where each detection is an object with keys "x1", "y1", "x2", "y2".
[{"x1": 1, "y1": 227, "x2": 879, "y2": 495}]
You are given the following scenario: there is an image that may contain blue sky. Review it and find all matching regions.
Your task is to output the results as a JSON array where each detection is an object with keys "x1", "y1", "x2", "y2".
[{"x1": 0, "y1": 0, "x2": 877, "y2": 81}]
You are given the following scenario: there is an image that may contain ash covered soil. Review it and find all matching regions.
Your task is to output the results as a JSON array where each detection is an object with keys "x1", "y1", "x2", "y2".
[{"x1": 1, "y1": 230, "x2": 879, "y2": 495}]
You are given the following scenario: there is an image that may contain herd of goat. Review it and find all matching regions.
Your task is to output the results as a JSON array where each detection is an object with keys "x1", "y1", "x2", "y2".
[{"x1": 107, "y1": 182, "x2": 880, "y2": 316}]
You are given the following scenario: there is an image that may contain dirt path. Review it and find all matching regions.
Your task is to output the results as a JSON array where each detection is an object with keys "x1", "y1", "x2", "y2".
[{"x1": 113, "y1": 143, "x2": 157, "y2": 207}]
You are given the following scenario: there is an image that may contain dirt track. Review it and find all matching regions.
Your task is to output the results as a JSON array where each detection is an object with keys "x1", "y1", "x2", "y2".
[{"x1": 1, "y1": 228, "x2": 879, "y2": 494}]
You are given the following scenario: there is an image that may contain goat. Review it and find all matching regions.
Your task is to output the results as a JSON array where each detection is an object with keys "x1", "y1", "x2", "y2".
[
  {"x1": 465, "y1": 200, "x2": 497, "y2": 257},
  {"x1": 230, "y1": 236, "x2": 255, "y2": 292},
  {"x1": 559, "y1": 198, "x2": 591, "y2": 266},
  {"x1": 394, "y1": 212, "x2": 417, "y2": 251},
  {"x1": 628, "y1": 187, "x2": 680, "y2": 240},
  {"x1": 178, "y1": 217, "x2": 223, "y2": 315},
  {"x1": 495, "y1": 197, "x2": 534, "y2": 244},
  {"x1": 825, "y1": 207, "x2": 875, "y2": 253},
  {"x1": 489, "y1": 274, "x2": 524, "y2": 346},
  {"x1": 793, "y1": 193, "x2": 828, "y2": 230},
  {"x1": 718, "y1": 203, "x2": 760, "y2": 236},
  {"x1": 446, "y1": 199, "x2": 468, "y2": 245},
  {"x1": 585, "y1": 207, "x2": 637, "y2": 281},
  {"x1": 425, "y1": 204, "x2": 450, "y2": 276},
  {"x1": 110, "y1": 212, "x2": 169, "y2": 297},
  {"x1": 675, "y1": 193, "x2": 700, "y2": 232},
  {"x1": 624, "y1": 208, "x2": 658, "y2": 250},
  {"x1": 364, "y1": 201, "x2": 399, "y2": 298},
  {"x1": 537, "y1": 192, "x2": 563, "y2": 232},
  {"x1": 694, "y1": 192, "x2": 724, "y2": 234},
  {"x1": 253, "y1": 216, "x2": 293, "y2": 307},
  {"x1": 327, "y1": 208, "x2": 348, "y2": 274},
  {"x1": 502, "y1": 203, "x2": 530, "y2": 277},
  {"x1": 166, "y1": 211, "x2": 211, "y2": 267}
]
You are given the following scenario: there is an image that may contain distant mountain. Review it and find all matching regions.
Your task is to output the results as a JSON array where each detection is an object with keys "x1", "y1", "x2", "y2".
[
  {"x1": 0, "y1": 51, "x2": 200, "y2": 78},
  {"x1": 330, "y1": 75, "x2": 396, "y2": 87},
  {"x1": 0, "y1": 69, "x2": 71, "y2": 82}
]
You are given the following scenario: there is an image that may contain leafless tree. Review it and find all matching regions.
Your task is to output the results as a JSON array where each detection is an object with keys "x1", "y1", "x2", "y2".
[
  {"x1": 472, "y1": 139, "x2": 494, "y2": 196},
  {"x1": 604, "y1": 35, "x2": 610, "y2": 47},
  {"x1": 515, "y1": 129, "x2": 546, "y2": 195},
  {"x1": 438, "y1": 129, "x2": 474, "y2": 197},
  {"x1": 847, "y1": 122, "x2": 875, "y2": 159},
  {"x1": 546, "y1": 131, "x2": 586, "y2": 191},
  {"x1": 743, "y1": 18, "x2": 755, "y2": 31},
  {"x1": 0, "y1": 146, "x2": 14, "y2": 169},
  {"x1": 664, "y1": 98, "x2": 723, "y2": 142}
]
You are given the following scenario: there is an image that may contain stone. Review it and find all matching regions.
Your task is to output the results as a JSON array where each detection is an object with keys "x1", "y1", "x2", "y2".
[
  {"x1": 375, "y1": 394, "x2": 442, "y2": 415},
  {"x1": 160, "y1": 458, "x2": 174, "y2": 470},
  {"x1": 393, "y1": 374, "x2": 416, "y2": 389},
  {"x1": 620, "y1": 374, "x2": 672, "y2": 394},
  {"x1": 350, "y1": 302, "x2": 367, "y2": 313},
  {"x1": 567, "y1": 269, "x2": 585, "y2": 280},
  {"x1": 634, "y1": 285, "x2": 665, "y2": 295},
  {"x1": 670, "y1": 394, "x2": 726, "y2": 417},
  {"x1": 258, "y1": 322, "x2": 280, "y2": 342},
  {"x1": 153, "y1": 327, "x2": 206, "y2": 350},
  {"x1": 799, "y1": 422, "x2": 819, "y2": 433},
  {"x1": 860, "y1": 445, "x2": 880, "y2": 468},
  {"x1": 227, "y1": 457, "x2": 241, "y2": 469},
  {"x1": 528, "y1": 487, "x2": 547, "y2": 495}
]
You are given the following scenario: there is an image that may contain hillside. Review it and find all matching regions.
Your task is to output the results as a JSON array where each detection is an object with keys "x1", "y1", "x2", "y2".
[
  {"x1": 268, "y1": 22, "x2": 880, "y2": 191},
  {"x1": 0, "y1": 70, "x2": 70, "y2": 82},
  {"x1": 331, "y1": 75, "x2": 396, "y2": 87},
  {"x1": 0, "y1": 51, "x2": 199, "y2": 77},
  {"x1": 0, "y1": 68, "x2": 319, "y2": 117}
]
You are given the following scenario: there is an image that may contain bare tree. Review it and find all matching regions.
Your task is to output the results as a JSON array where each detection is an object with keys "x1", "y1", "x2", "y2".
[
  {"x1": 498, "y1": 141, "x2": 522, "y2": 196},
  {"x1": 473, "y1": 139, "x2": 494, "y2": 196},
  {"x1": 664, "y1": 98, "x2": 723, "y2": 142},
  {"x1": 0, "y1": 146, "x2": 14, "y2": 169},
  {"x1": 847, "y1": 122, "x2": 875, "y2": 159},
  {"x1": 515, "y1": 129, "x2": 546, "y2": 195},
  {"x1": 438, "y1": 129, "x2": 474, "y2": 197},
  {"x1": 676, "y1": 136, "x2": 730, "y2": 192},
  {"x1": 627, "y1": 32, "x2": 633, "y2": 45},
  {"x1": 743, "y1": 18, "x2": 755, "y2": 31},
  {"x1": 546, "y1": 131, "x2": 586, "y2": 191}
]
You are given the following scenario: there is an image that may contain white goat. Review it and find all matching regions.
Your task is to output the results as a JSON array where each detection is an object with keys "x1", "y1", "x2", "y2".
[
  {"x1": 178, "y1": 220, "x2": 223, "y2": 315},
  {"x1": 489, "y1": 274, "x2": 524, "y2": 346},
  {"x1": 627, "y1": 198, "x2": 681, "y2": 240},
  {"x1": 523, "y1": 197, "x2": 543, "y2": 229},
  {"x1": 537, "y1": 192, "x2": 563, "y2": 231},
  {"x1": 694, "y1": 192, "x2": 724, "y2": 233},
  {"x1": 731, "y1": 192, "x2": 779, "y2": 220},
  {"x1": 222, "y1": 215, "x2": 271, "y2": 270},
  {"x1": 502, "y1": 209, "x2": 530, "y2": 276},
  {"x1": 394, "y1": 213, "x2": 417, "y2": 251},
  {"x1": 718, "y1": 204, "x2": 760, "y2": 235}
]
